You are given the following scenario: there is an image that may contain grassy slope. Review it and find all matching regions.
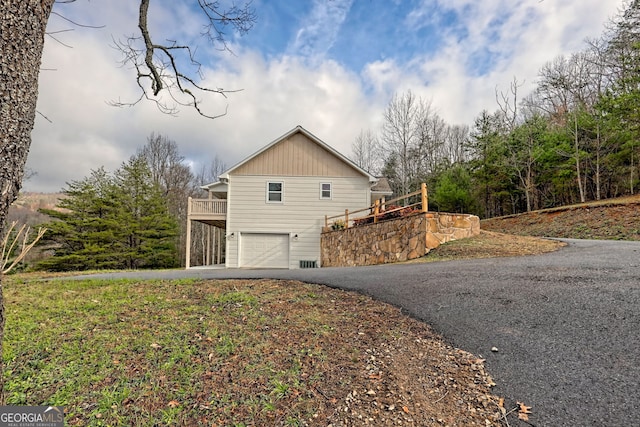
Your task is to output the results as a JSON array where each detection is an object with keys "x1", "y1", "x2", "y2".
[
  {"x1": 2, "y1": 276, "x2": 502, "y2": 426},
  {"x1": 481, "y1": 194, "x2": 640, "y2": 240}
]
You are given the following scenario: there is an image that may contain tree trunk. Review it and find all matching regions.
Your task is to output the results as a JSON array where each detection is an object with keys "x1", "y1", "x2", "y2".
[
  {"x1": 631, "y1": 146, "x2": 635, "y2": 195},
  {"x1": 574, "y1": 115, "x2": 586, "y2": 203},
  {"x1": 595, "y1": 124, "x2": 602, "y2": 201},
  {"x1": 0, "y1": 0, "x2": 54, "y2": 392}
]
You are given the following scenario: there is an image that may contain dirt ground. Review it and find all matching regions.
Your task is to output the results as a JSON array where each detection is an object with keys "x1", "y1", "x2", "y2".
[
  {"x1": 207, "y1": 279, "x2": 509, "y2": 427},
  {"x1": 424, "y1": 230, "x2": 565, "y2": 261},
  {"x1": 270, "y1": 231, "x2": 567, "y2": 426},
  {"x1": 481, "y1": 194, "x2": 640, "y2": 241},
  {"x1": 269, "y1": 231, "x2": 564, "y2": 426}
]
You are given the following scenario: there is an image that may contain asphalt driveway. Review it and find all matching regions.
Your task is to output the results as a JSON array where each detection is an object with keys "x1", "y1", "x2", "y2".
[{"x1": 79, "y1": 239, "x2": 640, "y2": 426}]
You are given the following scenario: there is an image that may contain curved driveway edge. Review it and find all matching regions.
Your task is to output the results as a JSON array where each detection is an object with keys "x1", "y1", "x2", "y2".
[{"x1": 75, "y1": 239, "x2": 640, "y2": 426}]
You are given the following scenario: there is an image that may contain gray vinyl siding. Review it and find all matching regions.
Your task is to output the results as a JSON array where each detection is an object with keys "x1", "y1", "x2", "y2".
[{"x1": 226, "y1": 175, "x2": 370, "y2": 268}]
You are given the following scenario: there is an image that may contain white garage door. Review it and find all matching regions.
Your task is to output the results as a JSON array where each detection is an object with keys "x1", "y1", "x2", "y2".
[{"x1": 240, "y1": 233, "x2": 289, "y2": 268}]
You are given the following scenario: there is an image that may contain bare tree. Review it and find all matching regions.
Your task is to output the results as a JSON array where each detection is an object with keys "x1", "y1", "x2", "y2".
[
  {"x1": 495, "y1": 78, "x2": 545, "y2": 211},
  {"x1": 137, "y1": 133, "x2": 195, "y2": 204},
  {"x1": 495, "y1": 76, "x2": 523, "y2": 132},
  {"x1": 528, "y1": 49, "x2": 614, "y2": 202},
  {"x1": 196, "y1": 155, "x2": 227, "y2": 185},
  {"x1": 602, "y1": 0, "x2": 640, "y2": 86},
  {"x1": 414, "y1": 101, "x2": 447, "y2": 176},
  {"x1": 445, "y1": 124, "x2": 470, "y2": 165},
  {"x1": 381, "y1": 91, "x2": 420, "y2": 197},
  {"x1": 0, "y1": 0, "x2": 255, "y2": 385},
  {"x1": 381, "y1": 91, "x2": 465, "y2": 196},
  {"x1": 351, "y1": 129, "x2": 382, "y2": 175},
  {"x1": 530, "y1": 54, "x2": 589, "y2": 202},
  {"x1": 136, "y1": 133, "x2": 196, "y2": 265},
  {"x1": 191, "y1": 155, "x2": 228, "y2": 267},
  {"x1": 1, "y1": 222, "x2": 47, "y2": 274},
  {"x1": 601, "y1": 0, "x2": 640, "y2": 195}
]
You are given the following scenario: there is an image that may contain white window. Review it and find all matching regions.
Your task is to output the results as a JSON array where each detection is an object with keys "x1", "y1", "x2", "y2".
[
  {"x1": 320, "y1": 182, "x2": 332, "y2": 199},
  {"x1": 267, "y1": 181, "x2": 283, "y2": 203}
]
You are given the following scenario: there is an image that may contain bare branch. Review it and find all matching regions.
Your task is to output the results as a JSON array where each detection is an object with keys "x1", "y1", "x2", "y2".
[
  {"x1": 46, "y1": 32, "x2": 74, "y2": 48},
  {"x1": 138, "y1": 0, "x2": 162, "y2": 96},
  {"x1": 197, "y1": 0, "x2": 256, "y2": 51},
  {"x1": 37, "y1": 110, "x2": 53, "y2": 123},
  {"x1": 50, "y1": 11, "x2": 105, "y2": 29},
  {"x1": 111, "y1": 0, "x2": 255, "y2": 119},
  {"x1": 1, "y1": 222, "x2": 47, "y2": 274},
  {"x1": 45, "y1": 5, "x2": 105, "y2": 48},
  {"x1": 495, "y1": 77, "x2": 523, "y2": 131}
]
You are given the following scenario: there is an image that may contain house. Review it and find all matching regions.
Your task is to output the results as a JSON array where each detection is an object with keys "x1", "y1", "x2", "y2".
[{"x1": 185, "y1": 125, "x2": 392, "y2": 269}]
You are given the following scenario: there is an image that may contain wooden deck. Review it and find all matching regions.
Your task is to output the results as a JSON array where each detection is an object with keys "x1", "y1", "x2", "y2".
[{"x1": 187, "y1": 198, "x2": 227, "y2": 228}]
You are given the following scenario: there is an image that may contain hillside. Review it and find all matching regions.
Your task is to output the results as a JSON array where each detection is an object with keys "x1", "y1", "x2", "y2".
[
  {"x1": 11, "y1": 192, "x2": 62, "y2": 211},
  {"x1": 481, "y1": 195, "x2": 640, "y2": 241},
  {"x1": 7, "y1": 192, "x2": 64, "y2": 225}
]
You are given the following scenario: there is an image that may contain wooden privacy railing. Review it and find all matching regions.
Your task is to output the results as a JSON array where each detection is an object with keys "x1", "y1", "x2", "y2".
[
  {"x1": 188, "y1": 197, "x2": 227, "y2": 216},
  {"x1": 325, "y1": 183, "x2": 428, "y2": 230}
]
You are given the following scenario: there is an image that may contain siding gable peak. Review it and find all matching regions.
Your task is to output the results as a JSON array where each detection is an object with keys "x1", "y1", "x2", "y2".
[{"x1": 220, "y1": 126, "x2": 377, "y2": 180}]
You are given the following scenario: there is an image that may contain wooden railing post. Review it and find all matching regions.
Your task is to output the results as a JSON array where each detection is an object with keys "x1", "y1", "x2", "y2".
[
  {"x1": 323, "y1": 186, "x2": 427, "y2": 229},
  {"x1": 374, "y1": 199, "x2": 380, "y2": 223},
  {"x1": 185, "y1": 205, "x2": 192, "y2": 268},
  {"x1": 421, "y1": 183, "x2": 428, "y2": 212}
]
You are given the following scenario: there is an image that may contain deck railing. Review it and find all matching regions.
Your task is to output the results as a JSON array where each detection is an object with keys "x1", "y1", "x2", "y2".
[
  {"x1": 325, "y1": 183, "x2": 428, "y2": 230},
  {"x1": 188, "y1": 198, "x2": 227, "y2": 216}
]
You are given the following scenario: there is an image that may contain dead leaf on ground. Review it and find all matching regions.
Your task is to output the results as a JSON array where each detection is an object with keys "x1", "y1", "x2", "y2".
[{"x1": 517, "y1": 401, "x2": 532, "y2": 421}]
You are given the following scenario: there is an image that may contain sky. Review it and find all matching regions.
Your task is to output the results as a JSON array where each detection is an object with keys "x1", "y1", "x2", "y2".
[{"x1": 24, "y1": 0, "x2": 625, "y2": 192}]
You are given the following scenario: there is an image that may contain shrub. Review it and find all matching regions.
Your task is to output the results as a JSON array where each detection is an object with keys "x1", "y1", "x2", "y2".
[
  {"x1": 331, "y1": 219, "x2": 346, "y2": 230},
  {"x1": 352, "y1": 204, "x2": 420, "y2": 227}
]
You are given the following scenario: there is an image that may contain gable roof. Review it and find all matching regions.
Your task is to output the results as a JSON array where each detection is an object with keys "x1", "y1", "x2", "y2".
[
  {"x1": 200, "y1": 180, "x2": 228, "y2": 198},
  {"x1": 219, "y1": 126, "x2": 378, "y2": 182},
  {"x1": 371, "y1": 177, "x2": 393, "y2": 196}
]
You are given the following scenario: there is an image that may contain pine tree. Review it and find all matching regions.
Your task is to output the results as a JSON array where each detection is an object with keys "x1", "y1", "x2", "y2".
[
  {"x1": 112, "y1": 157, "x2": 179, "y2": 269},
  {"x1": 468, "y1": 111, "x2": 516, "y2": 217},
  {"x1": 38, "y1": 168, "x2": 121, "y2": 271},
  {"x1": 598, "y1": 0, "x2": 640, "y2": 194},
  {"x1": 431, "y1": 165, "x2": 475, "y2": 214},
  {"x1": 37, "y1": 161, "x2": 179, "y2": 271}
]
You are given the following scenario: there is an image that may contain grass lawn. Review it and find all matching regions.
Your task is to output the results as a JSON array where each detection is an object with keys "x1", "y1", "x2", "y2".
[
  {"x1": 4, "y1": 276, "x2": 336, "y2": 426},
  {"x1": 2, "y1": 275, "x2": 501, "y2": 426}
]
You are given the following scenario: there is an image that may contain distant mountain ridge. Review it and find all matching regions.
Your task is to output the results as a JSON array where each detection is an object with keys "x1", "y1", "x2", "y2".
[
  {"x1": 7, "y1": 192, "x2": 64, "y2": 226},
  {"x1": 12, "y1": 192, "x2": 63, "y2": 211}
]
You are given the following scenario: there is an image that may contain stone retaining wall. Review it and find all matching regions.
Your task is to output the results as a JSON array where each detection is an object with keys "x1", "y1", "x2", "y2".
[{"x1": 321, "y1": 212, "x2": 480, "y2": 267}]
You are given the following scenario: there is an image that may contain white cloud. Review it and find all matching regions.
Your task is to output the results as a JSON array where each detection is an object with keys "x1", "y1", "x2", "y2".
[
  {"x1": 26, "y1": 31, "x2": 380, "y2": 192},
  {"x1": 24, "y1": 0, "x2": 625, "y2": 192},
  {"x1": 373, "y1": 0, "x2": 624, "y2": 124},
  {"x1": 287, "y1": 0, "x2": 354, "y2": 59}
]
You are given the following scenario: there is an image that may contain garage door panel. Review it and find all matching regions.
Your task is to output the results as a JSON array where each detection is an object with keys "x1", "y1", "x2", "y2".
[{"x1": 240, "y1": 233, "x2": 289, "y2": 268}]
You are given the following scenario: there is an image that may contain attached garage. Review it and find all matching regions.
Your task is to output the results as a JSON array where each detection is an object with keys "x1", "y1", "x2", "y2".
[{"x1": 239, "y1": 233, "x2": 290, "y2": 268}]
